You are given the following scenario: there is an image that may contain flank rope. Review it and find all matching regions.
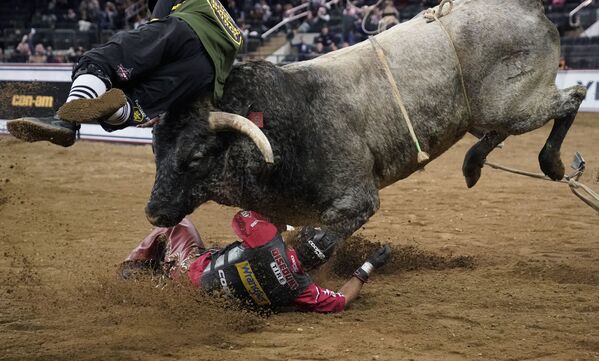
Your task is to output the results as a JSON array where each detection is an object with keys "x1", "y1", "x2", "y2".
[{"x1": 485, "y1": 159, "x2": 599, "y2": 214}]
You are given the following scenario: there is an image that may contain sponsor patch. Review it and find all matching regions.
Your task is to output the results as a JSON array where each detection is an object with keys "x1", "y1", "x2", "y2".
[
  {"x1": 308, "y1": 240, "x2": 326, "y2": 260},
  {"x1": 218, "y1": 269, "x2": 231, "y2": 295},
  {"x1": 235, "y1": 261, "x2": 270, "y2": 305},
  {"x1": 289, "y1": 254, "x2": 299, "y2": 273},
  {"x1": 270, "y1": 262, "x2": 286, "y2": 285},
  {"x1": 270, "y1": 248, "x2": 299, "y2": 290},
  {"x1": 132, "y1": 100, "x2": 147, "y2": 123},
  {"x1": 116, "y1": 64, "x2": 132, "y2": 81},
  {"x1": 207, "y1": 0, "x2": 243, "y2": 47},
  {"x1": 247, "y1": 112, "x2": 264, "y2": 128}
]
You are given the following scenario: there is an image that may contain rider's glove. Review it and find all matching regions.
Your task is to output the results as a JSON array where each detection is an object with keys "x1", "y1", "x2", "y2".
[{"x1": 352, "y1": 244, "x2": 391, "y2": 283}]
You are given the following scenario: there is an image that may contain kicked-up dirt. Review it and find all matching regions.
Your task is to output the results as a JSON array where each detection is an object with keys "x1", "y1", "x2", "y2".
[{"x1": 0, "y1": 113, "x2": 598, "y2": 361}]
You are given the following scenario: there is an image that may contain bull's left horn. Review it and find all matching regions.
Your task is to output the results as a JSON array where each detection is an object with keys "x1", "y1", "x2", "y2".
[{"x1": 208, "y1": 111, "x2": 274, "y2": 164}]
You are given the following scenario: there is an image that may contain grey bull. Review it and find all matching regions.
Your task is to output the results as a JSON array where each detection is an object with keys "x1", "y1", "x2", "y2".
[{"x1": 146, "y1": 0, "x2": 587, "y2": 247}]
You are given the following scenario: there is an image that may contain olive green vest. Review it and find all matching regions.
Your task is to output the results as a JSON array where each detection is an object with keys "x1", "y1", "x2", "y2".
[{"x1": 170, "y1": 0, "x2": 243, "y2": 101}]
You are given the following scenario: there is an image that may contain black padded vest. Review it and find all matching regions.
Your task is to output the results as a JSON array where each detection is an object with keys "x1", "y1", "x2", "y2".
[{"x1": 200, "y1": 235, "x2": 311, "y2": 307}]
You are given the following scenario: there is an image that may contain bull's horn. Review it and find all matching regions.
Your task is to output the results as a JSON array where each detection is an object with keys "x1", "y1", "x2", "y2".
[{"x1": 208, "y1": 112, "x2": 274, "y2": 164}]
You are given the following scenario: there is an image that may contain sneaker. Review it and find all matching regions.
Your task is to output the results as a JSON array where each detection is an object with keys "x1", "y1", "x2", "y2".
[
  {"x1": 7, "y1": 116, "x2": 79, "y2": 147},
  {"x1": 57, "y1": 88, "x2": 126, "y2": 124}
]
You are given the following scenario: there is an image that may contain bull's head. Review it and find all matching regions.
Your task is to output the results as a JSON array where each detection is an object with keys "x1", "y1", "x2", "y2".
[{"x1": 145, "y1": 106, "x2": 274, "y2": 227}]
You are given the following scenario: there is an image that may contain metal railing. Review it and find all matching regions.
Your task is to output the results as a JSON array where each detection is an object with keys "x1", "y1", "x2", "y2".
[{"x1": 569, "y1": 0, "x2": 594, "y2": 27}]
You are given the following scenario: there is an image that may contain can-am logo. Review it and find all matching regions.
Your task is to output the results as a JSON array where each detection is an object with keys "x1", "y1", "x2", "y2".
[{"x1": 270, "y1": 248, "x2": 299, "y2": 290}]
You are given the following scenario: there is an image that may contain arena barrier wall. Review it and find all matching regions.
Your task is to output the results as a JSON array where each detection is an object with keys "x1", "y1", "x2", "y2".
[{"x1": 0, "y1": 64, "x2": 597, "y2": 144}]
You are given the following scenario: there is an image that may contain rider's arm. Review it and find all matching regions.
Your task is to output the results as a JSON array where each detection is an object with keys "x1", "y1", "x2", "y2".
[{"x1": 292, "y1": 245, "x2": 391, "y2": 313}]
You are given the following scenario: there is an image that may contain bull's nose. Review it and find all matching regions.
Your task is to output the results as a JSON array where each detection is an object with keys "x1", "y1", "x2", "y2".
[{"x1": 145, "y1": 205, "x2": 180, "y2": 227}]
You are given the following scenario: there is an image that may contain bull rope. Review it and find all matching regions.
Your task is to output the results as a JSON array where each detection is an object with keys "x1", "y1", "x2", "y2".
[
  {"x1": 368, "y1": 0, "x2": 472, "y2": 165},
  {"x1": 423, "y1": 0, "x2": 472, "y2": 118},
  {"x1": 484, "y1": 159, "x2": 599, "y2": 214},
  {"x1": 369, "y1": 37, "x2": 430, "y2": 164}
]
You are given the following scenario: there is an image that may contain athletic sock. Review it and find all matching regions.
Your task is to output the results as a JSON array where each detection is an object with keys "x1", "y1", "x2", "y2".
[
  {"x1": 104, "y1": 100, "x2": 132, "y2": 126},
  {"x1": 66, "y1": 74, "x2": 107, "y2": 103},
  {"x1": 65, "y1": 73, "x2": 131, "y2": 126}
]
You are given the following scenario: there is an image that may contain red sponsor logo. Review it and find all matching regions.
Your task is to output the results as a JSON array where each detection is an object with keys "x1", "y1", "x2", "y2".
[{"x1": 271, "y1": 248, "x2": 299, "y2": 290}]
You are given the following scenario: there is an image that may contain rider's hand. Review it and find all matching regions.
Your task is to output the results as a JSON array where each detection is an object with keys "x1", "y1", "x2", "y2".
[{"x1": 366, "y1": 244, "x2": 392, "y2": 269}]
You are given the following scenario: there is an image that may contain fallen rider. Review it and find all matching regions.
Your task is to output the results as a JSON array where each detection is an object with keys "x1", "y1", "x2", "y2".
[{"x1": 120, "y1": 210, "x2": 391, "y2": 313}]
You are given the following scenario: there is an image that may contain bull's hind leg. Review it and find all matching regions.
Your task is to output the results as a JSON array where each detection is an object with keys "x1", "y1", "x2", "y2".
[
  {"x1": 538, "y1": 86, "x2": 587, "y2": 180},
  {"x1": 500, "y1": 85, "x2": 587, "y2": 180},
  {"x1": 462, "y1": 131, "x2": 508, "y2": 188}
]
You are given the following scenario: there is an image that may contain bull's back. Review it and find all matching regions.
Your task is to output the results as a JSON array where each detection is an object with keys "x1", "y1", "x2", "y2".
[{"x1": 283, "y1": 0, "x2": 560, "y2": 187}]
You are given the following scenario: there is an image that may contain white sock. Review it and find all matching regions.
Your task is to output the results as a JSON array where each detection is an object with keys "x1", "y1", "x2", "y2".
[
  {"x1": 66, "y1": 74, "x2": 131, "y2": 125},
  {"x1": 66, "y1": 74, "x2": 107, "y2": 103},
  {"x1": 104, "y1": 100, "x2": 132, "y2": 126}
]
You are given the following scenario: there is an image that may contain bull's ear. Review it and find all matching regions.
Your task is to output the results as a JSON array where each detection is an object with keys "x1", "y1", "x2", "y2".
[{"x1": 208, "y1": 112, "x2": 274, "y2": 164}]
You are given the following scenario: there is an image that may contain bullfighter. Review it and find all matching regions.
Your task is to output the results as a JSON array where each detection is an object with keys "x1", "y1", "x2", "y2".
[
  {"x1": 7, "y1": 0, "x2": 242, "y2": 147},
  {"x1": 121, "y1": 210, "x2": 392, "y2": 312}
]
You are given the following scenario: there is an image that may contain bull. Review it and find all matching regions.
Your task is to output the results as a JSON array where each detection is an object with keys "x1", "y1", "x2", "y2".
[{"x1": 145, "y1": 0, "x2": 587, "y2": 247}]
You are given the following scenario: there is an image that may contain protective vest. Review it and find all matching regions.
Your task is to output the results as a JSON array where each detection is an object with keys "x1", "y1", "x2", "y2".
[
  {"x1": 200, "y1": 235, "x2": 312, "y2": 307},
  {"x1": 169, "y1": 0, "x2": 243, "y2": 101}
]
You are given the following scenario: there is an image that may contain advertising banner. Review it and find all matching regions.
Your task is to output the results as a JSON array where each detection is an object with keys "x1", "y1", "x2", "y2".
[
  {"x1": 0, "y1": 65, "x2": 596, "y2": 145},
  {"x1": 555, "y1": 70, "x2": 599, "y2": 113}
]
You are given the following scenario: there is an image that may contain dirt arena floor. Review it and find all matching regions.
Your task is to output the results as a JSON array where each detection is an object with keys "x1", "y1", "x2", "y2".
[{"x1": 1, "y1": 113, "x2": 598, "y2": 361}]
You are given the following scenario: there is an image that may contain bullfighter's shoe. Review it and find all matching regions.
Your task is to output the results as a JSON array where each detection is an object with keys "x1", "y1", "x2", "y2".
[
  {"x1": 7, "y1": 116, "x2": 79, "y2": 147},
  {"x1": 57, "y1": 88, "x2": 127, "y2": 124}
]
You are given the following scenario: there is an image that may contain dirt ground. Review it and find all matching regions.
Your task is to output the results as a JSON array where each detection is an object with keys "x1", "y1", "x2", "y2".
[{"x1": 1, "y1": 113, "x2": 598, "y2": 361}]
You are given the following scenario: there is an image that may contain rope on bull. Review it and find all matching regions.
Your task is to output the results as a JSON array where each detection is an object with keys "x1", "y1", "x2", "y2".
[
  {"x1": 369, "y1": 37, "x2": 430, "y2": 164},
  {"x1": 367, "y1": 0, "x2": 473, "y2": 165},
  {"x1": 484, "y1": 153, "x2": 599, "y2": 214},
  {"x1": 423, "y1": 0, "x2": 472, "y2": 119}
]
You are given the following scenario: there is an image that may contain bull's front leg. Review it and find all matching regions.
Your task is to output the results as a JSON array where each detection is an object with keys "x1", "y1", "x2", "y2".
[
  {"x1": 462, "y1": 131, "x2": 508, "y2": 188},
  {"x1": 318, "y1": 185, "x2": 380, "y2": 249}
]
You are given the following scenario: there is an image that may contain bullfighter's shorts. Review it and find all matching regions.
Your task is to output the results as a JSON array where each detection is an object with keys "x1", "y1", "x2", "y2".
[{"x1": 73, "y1": 16, "x2": 215, "y2": 122}]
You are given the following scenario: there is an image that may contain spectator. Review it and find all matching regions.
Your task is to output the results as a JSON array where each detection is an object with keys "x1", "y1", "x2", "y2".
[
  {"x1": 63, "y1": 8, "x2": 79, "y2": 28},
  {"x1": 226, "y1": 0, "x2": 242, "y2": 22},
  {"x1": 310, "y1": 41, "x2": 325, "y2": 57},
  {"x1": 78, "y1": 9, "x2": 94, "y2": 31},
  {"x1": 380, "y1": 0, "x2": 399, "y2": 30},
  {"x1": 29, "y1": 43, "x2": 47, "y2": 64},
  {"x1": 294, "y1": 35, "x2": 312, "y2": 60},
  {"x1": 342, "y1": 5, "x2": 359, "y2": 44},
  {"x1": 559, "y1": 56, "x2": 568, "y2": 70},
  {"x1": 314, "y1": 26, "x2": 337, "y2": 51},
  {"x1": 80, "y1": 0, "x2": 101, "y2": 23},
  {"x1": 67, "y1": 45, "x2": 86, "y2": 63},
  {"x1": 0, "y1": 48, "x2": 4, "y2": 63},
  {"x1": 16, "y1": 35, "x2": 32, "y2": 57},
  {"x1": 100, "y1": 1, "x2": 118, "y2": 30},
  {"x1": 46, "y1": 46, "x2": 62, "y2": 63}
]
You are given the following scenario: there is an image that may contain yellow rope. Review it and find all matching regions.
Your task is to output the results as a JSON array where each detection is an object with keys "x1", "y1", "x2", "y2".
[{"x1": 369, "y1": 37, "x2": 430, "y2": 164}]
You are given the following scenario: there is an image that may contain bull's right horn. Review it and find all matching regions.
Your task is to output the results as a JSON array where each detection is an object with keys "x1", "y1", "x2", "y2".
[{"x1": 208, "y1": 112, "x2": 274, "y2": 164}]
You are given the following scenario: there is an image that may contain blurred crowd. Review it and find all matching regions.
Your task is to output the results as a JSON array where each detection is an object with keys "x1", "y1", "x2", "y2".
[
  {"x1": 1, "y1": 0, "x2": 148, "y2": 63},
  {"x1": 0, "y1": 0, "x2": 595, "y2": 66},
  {"x1": 0, "y1": 0, "x2": 439, "y2": 63}
]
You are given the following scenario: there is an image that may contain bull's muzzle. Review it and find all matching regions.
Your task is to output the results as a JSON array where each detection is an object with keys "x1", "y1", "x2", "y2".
[{"x1": 144, "y1": 204, "x2": 183, "y2": 228}]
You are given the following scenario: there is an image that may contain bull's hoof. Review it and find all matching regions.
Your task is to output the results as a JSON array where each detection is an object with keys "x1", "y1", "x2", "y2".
[
  {"x1": 462, "y1": 148, "x2": 484, "y2": 188},
  {"x1": 539, "y1": 145, "x2": 565, "y2": 181}
]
